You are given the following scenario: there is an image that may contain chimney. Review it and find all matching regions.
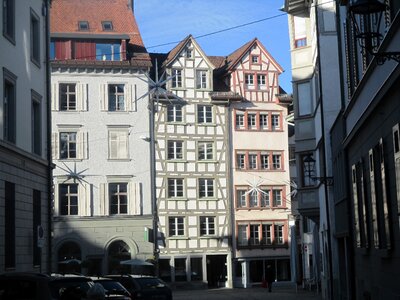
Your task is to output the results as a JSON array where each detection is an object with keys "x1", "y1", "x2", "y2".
[{"x1": 127, "y1": 0, "x2": 134, "y2": 13}]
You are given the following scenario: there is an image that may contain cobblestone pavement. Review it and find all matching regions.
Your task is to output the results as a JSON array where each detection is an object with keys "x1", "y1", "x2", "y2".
[{"x1": 173, "y1": 287, "x2": 322, "y2": 300}]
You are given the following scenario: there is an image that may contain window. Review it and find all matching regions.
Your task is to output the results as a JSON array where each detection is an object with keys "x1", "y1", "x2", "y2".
[
  {"x1": 257, "y1": 74, "x2": 266, "y2": 89},
  {"x1": 260, "y1": 114, "x2": 268, "y2": 129},
  {"x1": 186, "y1": 47, "x2": 193, "y2": 58},
  {"x1": 32, "y1": 91, "x2": 42, "y2": 155},
  {"x1": 274, "y1": 224, "x2": 284, "y2": 244},
  {"x1": 109, "y1": 129, "x2": 129, "y2": 159},
  {"x1": 251, "y1": 55, "x2": 259, "y2": 64},
  {"x1": 3, "y1": 69, "x2": 16, "y2": 143},
  {"x1": 96, "y1": 43, "x2": 120, "y2": 61},
  {"x1": 247, "y1": 113, "x2": 257, "y2": 129},
  {"x1": 198, "y1": 142, "x2": 213, "y2": 160},
  {"x1": 200, "y1": 216, "x2": 215, "y2": 236},
  {"x1": 249, "y1": 154, "x2": 257, "y2": 169},
  {"x1": 108, "y1": 84, "x2": 125, "y2": 111},
  {"x1": 172, "y1": 69, "x2": 182, "y2": 88},
  {"x1": 169, "y1": 217, "x2": 184, "y2": 236},
  {"x1": 272, "y1": 154, "x2": 281, "y2": 169},
  {"x1": 60, "y1": 132, "x2": 77, "y2": 159},
  {"x1": 102, "y1": 21, "x2": 113, "y2": 31},
  {"x1": 393, "y1": 125, "x2": 400, "y2": 220},
  {"x1": 59, "y1": 183, "x2": 78, "y2": 215},
  {"x1": 238, "y1": 225, "x2": 248, "y2": 246},
  {"x1": 293, "y1": 16, "x2": 307, "y2": 48},
  {"x1": 78, "y1": 21, "x2": 89, "y2": 31},
  {"x1": 199, "y1": 178, "x2": 214, "y2": 198},
  {"x1": 197, "y1": 105, "x2": 212, "y2": 123},
  {"x1": 60, "y1": 83, "x2": 77, "y2": 111},
  {"x1": 272, "y1": 114, "x2": 280, "y2": 130},
  {"x1": 273, "y1": 189, "x2": 282, "y2": 206},
  {"x1": 297, "y1": 82, "x2": 312, "y2": 116},
  {"x1": 167, "y1": 104, "x2": 182, "y2": 122},
  {"x1": 245, "y1": 74, "x2": 254, "y2": 87},
  {"x1": 261, "y1": 189, "x2": 270, "y2": 207},
  {"x1": 168, "y1": 178, "x2": 184, "y2": 198},
  {"x1": 262, "y1": 224, "x2": 272, "y2": 245},
  {"x1": 237, "y1": 189, "x2": 247, "y2": 208},
  {"x1": 249, "y1": 192, "x2": 258, "y2": 207},
  {"x1": 250, "y1": 225, "x2": 260, "y2": 245},
  {"x1": 109, "y1": 183, "x2": 128, "y2": 215},
  {"x1": 5, "y1": 181, "x2": 15, "y2": 268},
  {"x1": 261, "y1": 154, "x2": 269, "y2": 169},
  {"x1": 3, "y1": 0, "x2": 15, "y2": 42},
  {"x1": 167, "y1": 140, "x2": 183, "y2": 160},
  {"x1": 237, "y1": 153, "x2": 245, "y2": 169},
  {"x1": 236, "y1": 113, "x2": 245, "y2": 129},
  {"x1": 30, "y1": 9, "x2": 40, "y2": 66},
  {"x1": 196, "y1": 70, "x2": 208, "y2": 89}
]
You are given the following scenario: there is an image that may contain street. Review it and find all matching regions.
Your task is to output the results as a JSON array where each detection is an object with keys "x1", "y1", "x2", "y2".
[{"x1": 173, "y1": 287, "x2": 322, "y2": 300}]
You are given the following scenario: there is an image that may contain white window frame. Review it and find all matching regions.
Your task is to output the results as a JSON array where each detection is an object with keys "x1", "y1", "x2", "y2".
[
  {"x1": 261, "y1": 189, "x2": 270, "y2": 207},
  {"x1": 272, "y1": 114, "x2": 280, "y2": 130},
  {"x1": 257, "y1": 74, "x2": 266, "y2": 89},
  {"x1": 245, "y1": 73, "x2": 254, "y2": 89},
  {"x1": 108, "y1": 83, "x2": 125, "y2": 111},
  {"x1": 238, "y1": 224, "x2": 248, "y2": 246},
  {"x1": 59, "y1": 183, "x2": 79, "y2": 216},
  {"x1": 273, "y1": 189, "x2": 282, "y2": 206},
  {"x1": 168, "y1": 178, "x2": 184, "y2": 198},
  {"x1": 59, "y1": 131, "x2": 77, "y2": 159},
  {"x1": 109, "y1": 182, "x2": 128, "y2": 215},
  {"x1": 274, "y1": 224, "x2": 284, "y2": 244},
  {"x1": 249, "y1": 153, "x2": 258, "y2": 169},
  {"x1": 261, "y1": 153, "x2": 269, "y2": 169},
  {"x1": 171, "y1": 69, "x2": 183, "y2": 88},
  {"x1": 236, "y1": 112, "x2": 245, "y2": 129},
  {"x1": 167, "y1": 104, "x2": 183, "y2": 122},
  {"x1": 198, "y1": 105, "x2": 212, "y2": 124},
  {"x1": 248, "y1": 113, "x2": 257, "y2": 129},
  {"x1": 272, "y1": 154, "x2": 282, "y2": 169},
  {"x1": 250, "y1": 224, "x2": 260, "y2": 245},
  {"x1": 167, "y1": 140, "x2": 183, "y2": 160},
  {"x1": 169, "y1": 216, "x2": 185, "y2": 237},
  {"x1": 59, "y1": 83, "x2": 77, "y2": 111},
  {"x1": 198, "y1": 141, "x2": 214, "y2": 160},
  {"x1": 262, "y1": 224, "x2": 272, "y2": 245},
  {"x1": 260, "y1": 113, "x2": 269, "y2": 129},
  {"x1": 237, "y1": 189, "x2": 247, "y2": 208},
  {"x1": 200, "y1": 216, "x2": 215, "y2": 236},
  {"x1": 237, "y1": 153, "x2": 246, "y2": 169},
  {"x1": 199, "y1": 178, "x2": 214, "y2": 198},
  {"x1": 196, "y1": 70, "x2": 208, "y2": 89}
]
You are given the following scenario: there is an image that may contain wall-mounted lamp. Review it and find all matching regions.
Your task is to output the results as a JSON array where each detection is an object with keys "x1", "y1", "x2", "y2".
[
  {"x1": 303, "y1": 154, "x2": 334, "y2": 186},
  {"x1": 349, "y1": 0, "x2": 400, "y2": 64}
]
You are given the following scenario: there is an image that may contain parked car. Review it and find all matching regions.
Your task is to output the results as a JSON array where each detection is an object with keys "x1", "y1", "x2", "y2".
[
  {"x1": 105, "y1": 275, "x2": 172, "y2": 300},
  {"x1": 0, "y1": 272, "x2": 94, "y2": 299},
  {"x1": 92, "y1": 277, "x2": 132, "y2": 300}
]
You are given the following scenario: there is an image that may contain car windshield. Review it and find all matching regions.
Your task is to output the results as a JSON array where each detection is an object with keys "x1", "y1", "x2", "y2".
[
  {"x1": 49, "y1": 278, "x2": 94, "y2": 299},
  {"x1": 135, "y1": 278, "x2": 165, "y2": 289},
  {"x1": 95, "y1": 279, "x2": 126, "y2": 292}
]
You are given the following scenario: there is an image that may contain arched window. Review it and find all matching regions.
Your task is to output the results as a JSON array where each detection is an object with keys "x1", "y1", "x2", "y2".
[
  {"x1": 58, "y1": 241, "x2": 81, "y2": 274},
  {"x1": 108, "y1": 240, "x2": 131, "y2": 274}
]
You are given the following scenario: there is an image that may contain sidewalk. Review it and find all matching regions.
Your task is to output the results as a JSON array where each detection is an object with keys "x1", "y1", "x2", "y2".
[{"x1": 173, "y1": 286, "x2": 322, "y2": 300}]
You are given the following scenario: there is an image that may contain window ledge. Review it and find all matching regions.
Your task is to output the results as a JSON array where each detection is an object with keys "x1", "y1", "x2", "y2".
[
  {"x1": 199, "y1": 197, "x2": 218, "y2": 201},
  {"x1": 200, "y1": 235, "x2": 217, "y2": 239},
  {"x1": 197, "y1": 160, "x2": 218, "y2": 163},
  {"x1": 107, "y1": 159, "x2": 131, "y2": 162},
  {"x1": 198, "y1": 123, "x2": 217, "y2": 127},
  {"x1": 167, "y1": 236, "x2": 189, "y2": 240},
  {"x1": 167, "y1": 160, "x2": 188, "y2": 163},
  {"x1": 167, "y1": 198, "x2": 189, "y2": 201}
]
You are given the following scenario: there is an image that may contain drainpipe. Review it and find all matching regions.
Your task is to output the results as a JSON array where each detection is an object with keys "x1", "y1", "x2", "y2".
[
  {"x1": 314, "y1": 2, "x2": 334, "y2": 299},
  {"x1": 44, "y1": 0, "x2": 53, "y2": 274}
]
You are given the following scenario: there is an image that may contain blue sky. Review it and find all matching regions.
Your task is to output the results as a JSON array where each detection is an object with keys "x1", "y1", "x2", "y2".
[{"x1": 135, "y1": 0, "x2": 292, "y2": 93}]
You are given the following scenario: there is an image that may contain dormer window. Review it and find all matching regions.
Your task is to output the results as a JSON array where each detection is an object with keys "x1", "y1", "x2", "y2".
[
  {"x1": 102, "y1": 21, "x2": 113, "y2": 31},
  {"x1": 251, "y1": 55, "x2": 259, "y2": 64},
  {"x1": 78, "y1": 21, "x2": 89, "y2": 31}
]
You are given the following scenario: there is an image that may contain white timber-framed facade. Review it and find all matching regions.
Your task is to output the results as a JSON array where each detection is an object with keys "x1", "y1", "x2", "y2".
[{"x1": 152, "y1": 35, "x2": 233, "y2": 289}]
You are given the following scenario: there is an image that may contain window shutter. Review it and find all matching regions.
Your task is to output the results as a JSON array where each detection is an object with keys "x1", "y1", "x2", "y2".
[
  {"x1": 76, "y1": 83, "x2": 88, "y2": 111},
  {"x1": 369, "y1": 148, "x2": 379, "y2": 248},
  {"x1": 128, "y1": 182, "x2": 140, "y2": 215},
  {"x1": 78, "y1": 131, "x2": 88, "y2": 159},
  {"x1": 54, "y1": 183, "x2": 60, "y2": 216},
  {"x1": 51, "y1": 83, "x2": 59, "y2": 111},
  {"x1": 85, "y1": 183, "x2": 91, "y2": 216},
  {"x1": 100, "y1": 84, "x2": 108, "y2": 111},
  {"x1": 125, "y1": 84, "x2": 132, "y2": 111},
  {"x1": 99, "y1": 183, "x2": 108, "y2": 215},
  {"x1": 118, "y1": 132, "x2": 128, "y2": 159},
  {"x1": 351, "y1": 164, "x2": 361, "y2": 248},
  {"x1": 52, "y1": 132, "x2": 59, "y2": 160},
  {"x1": 78, "y1": 184, "x2": 86, "y2": 216},
  {"x1": 379, "y1": 139, "x2": 391, "y2": 249},
  {"x1": 109, "y1": 132, "x2": 118, "y2": 159}
]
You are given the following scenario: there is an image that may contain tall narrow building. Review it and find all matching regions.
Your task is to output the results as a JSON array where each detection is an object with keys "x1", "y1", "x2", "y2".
[
  {"x1": 50, "y1": 0, "x2": 153, "y2": 275},
  {"x1": 0, "y1": 0, "x2": 51, "y2": 272}
]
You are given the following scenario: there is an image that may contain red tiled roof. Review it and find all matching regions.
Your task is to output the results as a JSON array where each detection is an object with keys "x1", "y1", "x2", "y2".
[
  {"x1": 162, "y1": 35, "x2": 192, "y2": 67},
  {"x1": 50, "y1": 0, "x2": 144, "y2": 49}
]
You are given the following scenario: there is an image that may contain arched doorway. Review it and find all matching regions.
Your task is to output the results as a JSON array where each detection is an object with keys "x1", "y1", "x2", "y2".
[
  {"x1": 107, "y1": 240, "x2": 131, "y2": 274},
  {"x1": 58, "y1": 241, "x2": 82, "y2": 274}
]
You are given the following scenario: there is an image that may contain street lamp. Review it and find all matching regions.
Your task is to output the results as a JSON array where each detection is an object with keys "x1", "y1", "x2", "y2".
[
  {"x1": 303, "y1": 154, "x2": 334, "y2": 186},
  {"x1": 349, "y1": 0, "x2": 400, "y2": 64}
]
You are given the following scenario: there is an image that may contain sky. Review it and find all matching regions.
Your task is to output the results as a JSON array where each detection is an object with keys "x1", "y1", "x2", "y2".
[{"x1": 134, "y1": 0, "x2": 292, "y2": 93}]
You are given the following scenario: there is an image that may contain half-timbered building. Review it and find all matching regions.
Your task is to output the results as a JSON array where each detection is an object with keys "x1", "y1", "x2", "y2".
[{"x1": 210, "y1": 38, "x2": 292, "y2": 288}]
